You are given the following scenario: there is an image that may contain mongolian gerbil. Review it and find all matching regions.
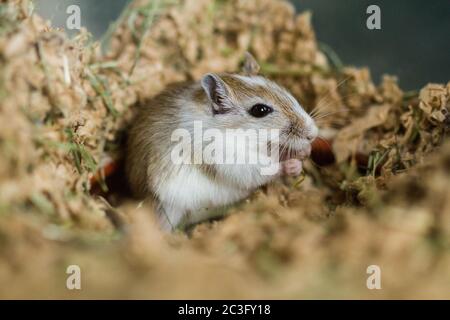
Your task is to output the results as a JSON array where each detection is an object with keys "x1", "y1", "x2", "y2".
[{"x1": 126, "y1": 53, "x2": 318, "y2": 231}]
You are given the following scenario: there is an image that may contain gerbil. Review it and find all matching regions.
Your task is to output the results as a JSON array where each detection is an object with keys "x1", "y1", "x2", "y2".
[{"x1": 126, "y1": 53, "x2": 318, "y2": 231}]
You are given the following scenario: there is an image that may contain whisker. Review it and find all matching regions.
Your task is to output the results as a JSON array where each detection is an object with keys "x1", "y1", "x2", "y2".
[
  {"x1": 311, "y1": 90, "x2": 361, "y2": 120},
  {"x1": 311, "y1": 96, "x2": 342, "y2": 119},
  {"x1": 309, "y1": 75, "x2": 352, "y2": 116},
  {"x1": 314, "y1": 109, "x2": 348, "y2": 120},
  {"x1": 279, "y1": 130, "x2": 295, "y2": 161}
]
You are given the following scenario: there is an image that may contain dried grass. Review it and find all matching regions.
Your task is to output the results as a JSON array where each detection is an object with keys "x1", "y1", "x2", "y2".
[{"x1": 0, "y1": 0, "x2": 449, "y2": 299}]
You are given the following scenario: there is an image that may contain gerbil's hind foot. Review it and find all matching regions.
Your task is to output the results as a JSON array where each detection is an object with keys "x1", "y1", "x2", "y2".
[{"x1": 281, "y1": 159, "x2": 303, "y2": 176}]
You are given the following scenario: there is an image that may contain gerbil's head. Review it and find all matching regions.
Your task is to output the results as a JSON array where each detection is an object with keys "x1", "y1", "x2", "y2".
[{"x1": 200, "y1": 52, "x2": 318, "y2": 159}]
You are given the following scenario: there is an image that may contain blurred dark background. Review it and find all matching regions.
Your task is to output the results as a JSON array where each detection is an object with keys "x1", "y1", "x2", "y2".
[
  {"x1": 35, "y1": 0, "x2": 449, "y2": 90},
  {"x1": 292, "y1": 0, "x2": 450, "y2": 90}
]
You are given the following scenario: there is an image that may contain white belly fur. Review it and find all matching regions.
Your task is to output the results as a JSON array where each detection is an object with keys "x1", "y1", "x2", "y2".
[{"x1": 154, "y1": 166, "x2": 252, "y2": 229}]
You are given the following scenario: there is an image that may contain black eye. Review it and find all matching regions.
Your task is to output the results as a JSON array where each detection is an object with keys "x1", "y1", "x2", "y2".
[{"x1": 249, "y1": 104, "x2": 273, "y2": 118}]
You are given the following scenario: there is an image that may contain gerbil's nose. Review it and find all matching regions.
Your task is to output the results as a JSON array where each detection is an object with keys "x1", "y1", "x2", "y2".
[{"x1": 306, "y1": 124, "x2": 319, "y2": 142}]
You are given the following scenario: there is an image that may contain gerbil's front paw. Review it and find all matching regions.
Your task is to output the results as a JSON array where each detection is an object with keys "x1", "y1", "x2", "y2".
[
  {"x1": 281, "y1": 159, "x2": 303, "y2": 176},
  {"x1": 297, "y1": 144, "x2": 312, "y2": 160}
]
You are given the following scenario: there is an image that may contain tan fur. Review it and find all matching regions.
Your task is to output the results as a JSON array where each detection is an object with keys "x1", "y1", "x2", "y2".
[
  {"x1": 126, "y1": 82, "x2": 195, "y2": 198},
  {"x1": 126, "y1": 73, "x2": 311, "y2": 199},
  {"x1": 220, "y1": 74, "x2": 306, "y2": 127}
]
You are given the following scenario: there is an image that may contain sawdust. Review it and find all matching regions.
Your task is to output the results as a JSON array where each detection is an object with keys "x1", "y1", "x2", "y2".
[{"x1": 0, "y1": 0, "x2": 449, "y2": 299}]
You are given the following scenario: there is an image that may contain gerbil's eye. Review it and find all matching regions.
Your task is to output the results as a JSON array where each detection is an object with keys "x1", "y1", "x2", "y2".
[{"x1": 249, "y1": 104, "x2": 273, "y2": 118}]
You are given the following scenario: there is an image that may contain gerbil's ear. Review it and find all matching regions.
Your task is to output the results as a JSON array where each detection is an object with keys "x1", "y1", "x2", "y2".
[
  {"x1": 242, "y1": 52, "x2": 260, "y2": 76},
  {"x1": 201, "y1": 73, "x2": 233, "y2": 114}
]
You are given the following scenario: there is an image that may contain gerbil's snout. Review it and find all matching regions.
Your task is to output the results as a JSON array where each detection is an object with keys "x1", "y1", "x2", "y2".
[
  {"x1": 306, "y1": 122, "x2": 319, "y2": 142},
  {"x1": 285, "y1": 118, "x2": 318, "y2": 142},
  {"x1": 280, "y1": 115, "x2": 318, "y2": 161},
  {"x1": 306, "y1": 133, "x2": 315, "y2": 142}
]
